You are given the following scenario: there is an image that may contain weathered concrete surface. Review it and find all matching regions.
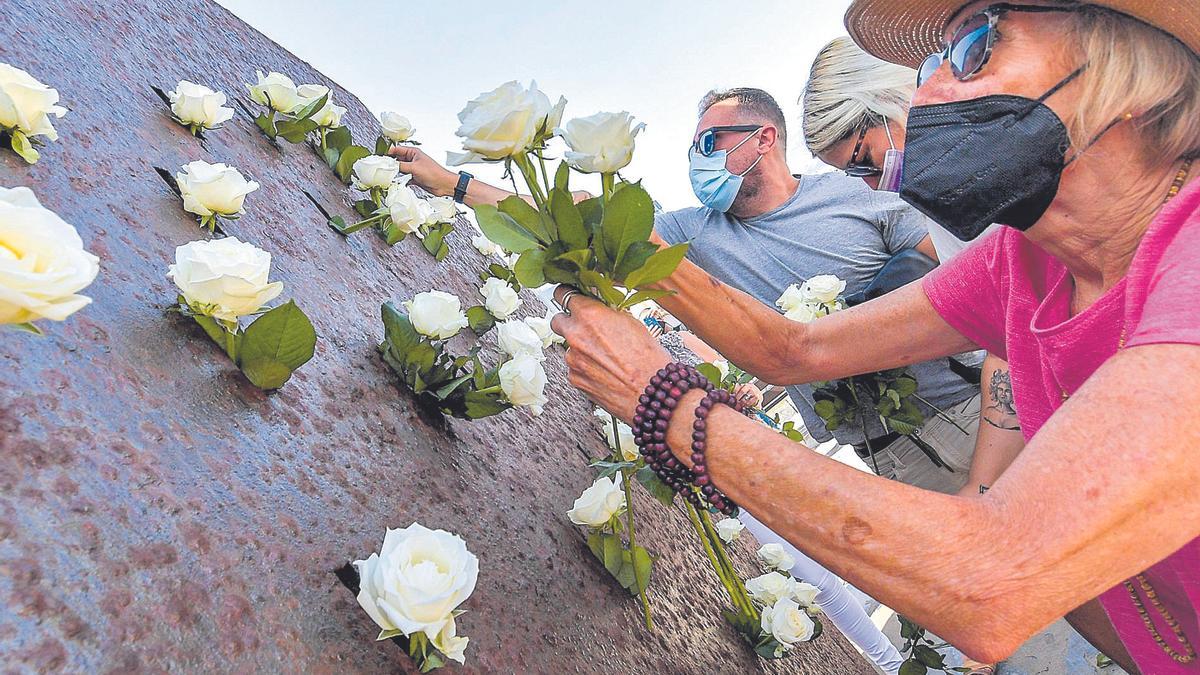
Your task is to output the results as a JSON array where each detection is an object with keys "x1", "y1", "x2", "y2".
[{"x1": 0, "y1": 1, "x2": 873, "y2": 672}]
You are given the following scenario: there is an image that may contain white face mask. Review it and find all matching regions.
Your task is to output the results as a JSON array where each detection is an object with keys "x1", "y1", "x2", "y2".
[{"x1": 877, "y1": 121, "x2": 903, "y2": 193}]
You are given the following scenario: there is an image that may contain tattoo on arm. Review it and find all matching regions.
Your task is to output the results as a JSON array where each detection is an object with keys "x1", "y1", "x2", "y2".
[{"x1": 983, "y1": 369, "x2": 1021, "y2": 431}]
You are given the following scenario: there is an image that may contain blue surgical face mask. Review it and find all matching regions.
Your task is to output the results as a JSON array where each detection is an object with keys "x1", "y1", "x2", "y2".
[{"x1": 688, "y1": 132, "x2": 763, "y2": 212}]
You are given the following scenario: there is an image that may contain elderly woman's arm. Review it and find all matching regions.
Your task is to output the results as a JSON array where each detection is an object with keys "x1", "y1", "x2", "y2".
[
  {"x1": 552, "y1": 294, "x2": 1200, "y2": 663},
  {"x1": 647, "y1": 237, "x2": 974, "y2": 384}
]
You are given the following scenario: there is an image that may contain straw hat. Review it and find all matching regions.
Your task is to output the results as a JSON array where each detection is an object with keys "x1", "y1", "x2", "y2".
[{"x1": 845, "y1": 0, "x2": 1200, "y2": 69}]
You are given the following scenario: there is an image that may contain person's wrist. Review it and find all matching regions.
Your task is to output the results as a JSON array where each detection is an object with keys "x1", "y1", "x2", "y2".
[
  {"x1": 666, "y1": 388, "x2": 707, "y2": 466},
  {"x1": 429, "y1": 168, "x2": 458, "y2": 198}
]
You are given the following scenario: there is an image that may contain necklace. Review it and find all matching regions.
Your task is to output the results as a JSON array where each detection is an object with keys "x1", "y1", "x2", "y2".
[
  {"x1": 1057, "y1": 158, "x2": 1196, "y2": 663},
  {"x1": 1059, "y1": 158, "x2": 1194, "y2": 403}
]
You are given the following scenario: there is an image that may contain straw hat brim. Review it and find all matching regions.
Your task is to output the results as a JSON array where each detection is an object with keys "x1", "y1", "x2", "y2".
[{"x1": 845, "y1": 0, "x2": 1200, "y2": 69}]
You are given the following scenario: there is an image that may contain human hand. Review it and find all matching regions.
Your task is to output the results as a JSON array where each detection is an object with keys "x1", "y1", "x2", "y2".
[
  {"x1": 734, "y1": 383, "x2": 762, "y2": 408},
  {"x1": 550, "y1": 287, "x2": 673, "y2": 423},
  {"x1": 388, "y1": 145, "x2": 457, "y2": 197}
]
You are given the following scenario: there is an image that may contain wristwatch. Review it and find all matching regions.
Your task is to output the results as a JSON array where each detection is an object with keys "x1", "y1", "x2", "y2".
[{"x1": 453, "y1": 171, "x2": 473, "y2": 204}]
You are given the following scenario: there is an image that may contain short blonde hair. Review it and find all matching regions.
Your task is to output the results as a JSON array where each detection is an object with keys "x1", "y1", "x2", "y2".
[
  {"x1": 801, "y1": 36, "x2": 916, "y2": 155},
  {"x1": 1065, "y1": 6, "x2": 1200, "y2": 163}
]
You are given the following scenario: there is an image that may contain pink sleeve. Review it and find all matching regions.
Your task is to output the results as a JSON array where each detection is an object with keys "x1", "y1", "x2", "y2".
[
  {"x1": 1127, "y1": 216, "x2": 1200, "y2": 348},
  {"x1": 921, "y1": 231, "x2": 1008, "y2": 358}
]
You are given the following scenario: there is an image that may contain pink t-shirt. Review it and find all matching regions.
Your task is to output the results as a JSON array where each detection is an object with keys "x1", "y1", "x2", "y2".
[{"x1": 923, "y1": 177, "x2": 1200, "y2": 673}]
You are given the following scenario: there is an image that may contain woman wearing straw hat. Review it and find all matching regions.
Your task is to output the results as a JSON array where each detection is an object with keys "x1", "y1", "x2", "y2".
[{"x1": 549, "y1": 1, "x2": 1200, "y2": 672}]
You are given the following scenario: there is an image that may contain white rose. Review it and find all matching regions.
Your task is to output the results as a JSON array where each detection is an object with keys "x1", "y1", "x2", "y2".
[
  {"x1": 295, "y1": 84, "x2": 345, "y2": 127},
  {"x1": 403, "y1": 290, "x2": 468, "y2": 340},
  {"x1": 352, "y1": 523, "x2": 479, "y2": 643},
  {"x1": 384, "y1": 182, "x2": 432, "y2": 235},
  {"x1": 0, "y1": 186, "x2": 99, "y2": 325},
  {"x1": 594, "y1": 409, "x2": 638, "y2": 462},
  {"x1": 791, "y1": 581, "x2": 820, "y2": 608},
  {"x1": 168, "y1": 80, "x2": 234, "y2": 131},
  {"x1": 761, "y1": 597, "x2": 816, "y2": 655},
  {"x1": 379, "y1": 111, "x2": 416, "y2": 142},
  {"x1": 167, "y1": 237, "x2": 283, "y2": 324},
  {"x1": 471, "y1": 232, "x2": 505, "y2": 258},
  {"x1": 776, "y1": 284, "x2": 806, "y2": 313},
  {"x1": 496, "y1": 319, "x2": 544, "y2": 361},
  {"x1": 480, "y1": 277, "x2": 521, "y2": 320},
  {"x1": 0, "y1": 63, "x2": 67, "y2": 141},
  {"x1": 524, "y1": 314, "x2": 564, "y2": 348},
  {"x1": 498, "y1": 353, "x2": 548, "y2": 413},
  {"x1": 800, "y1": 274, "x2": 846, "y2": 305},
  {"x1": 352, "y1": 155, "x2": 400, "y2": 191},
  {"x1": 783, "y1": 302, "x2": 821, "y2": 324},
  {"x1": 566, "y1": 475, "x2": 627, "y2": 527},
  {"x1": 746, "y1": 572, "x2": 798, "y2": 607},
  {"x1": 447, "y1": 80, "x2": 566, "y2": 165},
  {"x1": 556, "y1": 111, "x2": 645, "y2": 174},
  {"x1": 757, "y1": 543, "x2": 796, "y2": 572},
  {"x1": 176, "y1": 161, "x2": 259, "y2": 219},
  {"x1": 432, "y1": 615, "x2": 469, "y2": 664},
  {"x1": 715, "y1": 517, "x2": 745, "y2": 544},
  {"x1": 246, "y1": 70, "x2": 299, "y2": 113},
  {"x1": 425, "y1": 196, "x2": 458, "y2": 225}
]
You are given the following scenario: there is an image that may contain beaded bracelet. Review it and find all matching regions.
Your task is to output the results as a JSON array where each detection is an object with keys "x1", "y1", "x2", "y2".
[{"x1": 631, "y1": 362, "x2": 741, "y2": 516}]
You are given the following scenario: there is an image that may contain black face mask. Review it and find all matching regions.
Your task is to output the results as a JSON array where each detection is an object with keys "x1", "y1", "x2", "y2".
[{"x1": 900, "y1": 68, "x2": 1088, "y2": 241}]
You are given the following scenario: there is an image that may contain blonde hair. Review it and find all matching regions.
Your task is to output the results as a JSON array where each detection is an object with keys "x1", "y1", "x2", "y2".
[
  {"x1": 1065, "y1": 6, "x2": 1200, "y2": 163},
  {"x1": 801, "y1": 36, "x2": 916, "y2": 155}
]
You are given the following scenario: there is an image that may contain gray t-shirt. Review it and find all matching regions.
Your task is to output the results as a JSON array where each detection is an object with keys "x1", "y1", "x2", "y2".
[{"x1": 655, "y1": 172, "x2": 978, "y2": 445}]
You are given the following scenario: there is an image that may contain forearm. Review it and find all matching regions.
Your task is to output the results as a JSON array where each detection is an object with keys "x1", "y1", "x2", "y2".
[
  {"x1": 963, "y1": 354, "x2": 1025, "y2": 493},
  {"x1": 651, "y1": 257, "x2": 974, "y2": 385},
  {"x1": 662, "y1": 345, "x2": 1200, "y2": 662}
]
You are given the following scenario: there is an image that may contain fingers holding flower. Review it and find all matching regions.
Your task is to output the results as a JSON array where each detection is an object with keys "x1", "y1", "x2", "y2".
[{"x1": 549, "y1": 285, "x2": 672, "y2": 423}]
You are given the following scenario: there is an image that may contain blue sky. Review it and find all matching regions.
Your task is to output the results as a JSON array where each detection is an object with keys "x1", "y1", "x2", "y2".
[{"x1": 215, "y1": 0, "x2": 851, "y2": 209}]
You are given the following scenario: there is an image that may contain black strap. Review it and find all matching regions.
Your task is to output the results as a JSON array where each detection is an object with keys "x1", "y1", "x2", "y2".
[{"x1": 453, "y1": 171, "x2": 473, "y2": 204}]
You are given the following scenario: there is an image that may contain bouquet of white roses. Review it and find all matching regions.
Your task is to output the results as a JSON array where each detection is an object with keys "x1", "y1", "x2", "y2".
[
  {"x1": 449, "y1": 81, "x2": 687, "y2": 309},
  {"x1": 778, "y1": 275, "x2": 962, "y2": 471}
]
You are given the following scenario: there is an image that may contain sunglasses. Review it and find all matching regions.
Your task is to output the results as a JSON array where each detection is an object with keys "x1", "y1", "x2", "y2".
[
  {"x1": 844, "y1": 126, "x2": 882, "y2": 178},
  {"x1": 691, "y1": 124, "x2": 762, "y2": 157},
  {"x1": 917, "y1": 3, "x2": 1079, "y2": 88}
]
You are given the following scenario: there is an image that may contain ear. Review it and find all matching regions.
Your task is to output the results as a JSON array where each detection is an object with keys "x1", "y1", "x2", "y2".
[{"x1": 758, "y1": 125, "x2": 779, "y2": 154}]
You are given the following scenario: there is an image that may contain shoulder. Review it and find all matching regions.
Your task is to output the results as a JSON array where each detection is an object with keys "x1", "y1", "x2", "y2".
[{"x1": 654, "y1": 206, "x2": 713, "y2": 245}]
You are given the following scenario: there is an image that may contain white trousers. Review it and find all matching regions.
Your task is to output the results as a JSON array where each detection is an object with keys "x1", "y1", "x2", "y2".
[{"x1": 738, "y1": 511, "x2": 904, "y2": 675}]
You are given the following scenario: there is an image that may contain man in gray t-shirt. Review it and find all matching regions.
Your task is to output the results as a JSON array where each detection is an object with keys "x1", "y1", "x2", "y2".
[{"x1": 655, "y1": 87, "x2": 979, "y2": 494}]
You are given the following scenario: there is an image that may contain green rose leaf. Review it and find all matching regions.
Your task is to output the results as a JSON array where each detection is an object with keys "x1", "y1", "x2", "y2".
[
  {"x1": 618, "y1": 288, "x2": 674, "y2": 311},
  {"x1": 290, "y1": 92, "x2": 328, "y2": 122},
  {"x1": 579, "y1": 270, "x2": 624, "y2": 307},
  {"x1": 353, "y1": 199, "x2": 377, "y2": 217},
  {"x1": 899, "y1": 659, "x2": 928, "y2": 675},
  {"x1": 550, "y1": 188, "x2": 588, "y2": 250},
  {"x1": 695, "y1": 363, "x2": 724, "y2": 387},
  {"x1": 374, "y1": 135, "x2": 391, "y2": 157},
  {"x1": 554, "y1": 159, "x2": 570, "y2": 192},
  {"x1": 614, "y1": 240, "x2": 658, "y2": 282},
  {"x1": 474, "y1": 204, "x2": 539, "y2": 253},
  {"x1": 513, "y1": 248, "x2": 547, "y2": 288},
  {"x1": 10, "y1": 321, "x2": 44, "y2": 335},
  {"x1": 635, "y1": 466, "x2": 676, "y2": 507},
  {"x1": 276, "y1": 117, "x2": 319, "y2": 144},
  {"x1": 601, "y1": 533, "x2": 624, "y2": 576},
  {"x1": 498, "y1": 195, "x2": 551, "y2": 244},
  {"x1": 381, "y1": 302, "x2": 421, "y2": 357},
  {"x1": 630, "y1": 545, "x2": 653, "y2": 594},
  {"x1": 463, "y1": 390, "x2": 510, "y2": 419},
  {"x1": 335, "y1": 145, "x2": 372, "y2": 183},
  {"x1": 623, "y1": 242, "x2": 689, "y2": 289},
  {"x1": 10, "y1": 131, "x2": 39, "y2": 164},
  {"x1": 913, "y1": 645, "x2": 946, "y2": 669},
  {"x1": 254, "y1": 112, "x2": 278, "y2": 140},
  {"x1": 325, "y1": 125, "x2": 353, "y2": 153},
  {"x1": 601, "y1": 182, "x2": 653, "y2": 271},
  {"x1": 237, "y1": 301, "x2": 317, "y2": 390},
  {"x1": 466, "y1": 305, "x2": 495, "y2": 334}
]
